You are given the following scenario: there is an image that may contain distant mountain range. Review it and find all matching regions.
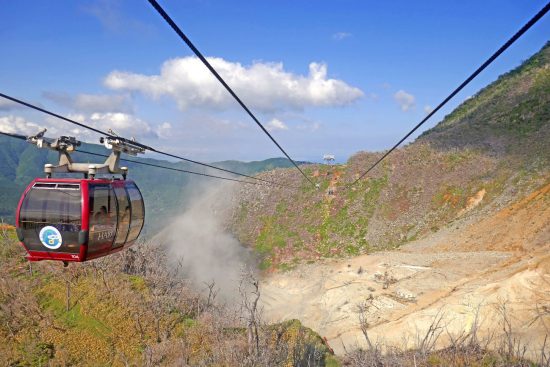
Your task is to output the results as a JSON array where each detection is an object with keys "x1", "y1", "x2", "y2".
[{"x1": 0, "y1": 136, "x2": 299, "y2": 231}]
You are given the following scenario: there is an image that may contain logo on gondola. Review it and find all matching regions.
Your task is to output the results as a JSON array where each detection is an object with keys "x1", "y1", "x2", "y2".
[{"x1": 39, "y1": 226, "x2": 63, "y2": 250}]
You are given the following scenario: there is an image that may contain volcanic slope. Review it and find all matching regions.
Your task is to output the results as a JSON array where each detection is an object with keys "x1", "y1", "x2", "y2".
[
  {"x1": 231, "y1": 41, "x2": 550, "y2": 271},
  {"x1": 260, "y1": 181, "x2": 549, "y2": 357},
  {"x1": 230, "y1": 42, "x2": 550, "y2": 358}
]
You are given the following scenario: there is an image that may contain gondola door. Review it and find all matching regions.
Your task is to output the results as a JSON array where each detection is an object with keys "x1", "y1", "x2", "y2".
[
  {"x1": 113, "y1": 184, "x2": 131, "y2": 249},
  {"x1": 88, "y1": 183, "x2": 117, "y2": 258}
]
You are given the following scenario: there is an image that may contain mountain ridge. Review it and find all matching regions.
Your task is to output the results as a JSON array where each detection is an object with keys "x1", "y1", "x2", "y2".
[{"x1": 229, "y1": 41, "x2": 550, "y2": 270}]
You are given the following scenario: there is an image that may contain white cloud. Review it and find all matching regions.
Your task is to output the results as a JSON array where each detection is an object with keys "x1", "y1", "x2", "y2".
[
  {"x1": 48, "y1": 112, "x2": 161, "y2": 140},
  {"x1": 57, "y1": 113, "x2": 96, "y2": 136},
  {"x1": 332, "y1": 32, "x2": 352, "y2": 41},
  {"x1": 156, "y1": 122, "x2": 172, "y2": 139},
  {"x1": 40, "y1": 91, "x2": 165, "y2": 140},
  {"x1": 265, "y1": 118, "x2": 288, "y2": 132},
  {"x1": 0, "y1": 110, "x2": 170, "y2": 149},
  {"x1": 394, "y1": 90, "x2": 415, "y2": 112},
  {"x1": 0, "y1": 115, "x2": 44, "y2": 136},
  {"x1": 88, "y1": 112, "x2": 157, "y2": 139},
  {"x1": 104, "y1": 57, "x2": 364, "y2": 113},
  {"x1": 0, "y1": 99, "x2": 19, "y2": 111},
  {"x1": 43, "y1": 92, "x2": 133, "y2": 113},
  {"x1": 66, "y1": 113, "x2": 86, "y2": 123},
  {"x1": 424, "y1": 105, "x2": 433, "y2": 114}
]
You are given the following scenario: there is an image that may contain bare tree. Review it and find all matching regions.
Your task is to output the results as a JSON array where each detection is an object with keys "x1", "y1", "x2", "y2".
[
  {"x1": 203, "y1": 280, "x2": 219, "y2": 311},
  {"x1": 417, "y1": 308, "x2": 446, "y2": 355},
  {"x1": 239, "y1": 267, "x2": 261, "y2": 357},
  {"x1": 357, "y1": 299, "x2": 374, "y2": 350},
  {"x1": 58, "y1": 265, "x2": 78, "y2": 312}
]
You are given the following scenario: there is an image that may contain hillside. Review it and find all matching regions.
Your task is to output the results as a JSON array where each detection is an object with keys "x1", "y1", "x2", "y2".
[
  {"x1": 223, "y1": 41, "x2": 550, "y2": 364},
  {"x1": 0, "y1": 229, "x2": 338, "y2": 366},
  {"x1": 1, "y1": 37, "x2": 548, "y2": 367},
  {"x1": 260, "y1": 181, "x2": 550, "y2": 360},
  {"x1": 230, "y1": 41, "x2": 550, "y2": 271},
  {"x1": 0, "y1": 137, "x2": 297, "y2": 232},
  {"x1": 2, "y1": 3, "x2": 549, "y2": 365}
]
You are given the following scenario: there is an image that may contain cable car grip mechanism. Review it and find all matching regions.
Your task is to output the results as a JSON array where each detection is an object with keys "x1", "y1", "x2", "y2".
[{"x1": 27, "y1": 129, "x2": 145, "y2": 179}]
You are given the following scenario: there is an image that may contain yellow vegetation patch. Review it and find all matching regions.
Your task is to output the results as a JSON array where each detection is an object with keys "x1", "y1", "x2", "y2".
[{"x1": 36, "y1": 276, "x2": 146, "y2": 365}]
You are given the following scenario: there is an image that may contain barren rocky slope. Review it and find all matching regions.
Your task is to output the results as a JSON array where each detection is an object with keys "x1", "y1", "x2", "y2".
[
  {"x1": 260, "y1": 182, "x2": 549, "y2": 358},
  {"x1": 230, "y1": 41, "x2": 550, "y2": 272},
  {"x1": 227, "y1": 42, "x2": 550, "y2": 360}
]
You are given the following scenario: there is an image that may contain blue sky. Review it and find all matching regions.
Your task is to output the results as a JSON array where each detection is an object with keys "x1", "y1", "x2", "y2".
[{"x1": 0, "y1": 0, "x2": 548, "y2": 163}]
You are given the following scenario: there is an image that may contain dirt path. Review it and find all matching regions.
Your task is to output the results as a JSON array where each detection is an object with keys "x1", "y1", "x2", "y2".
[{"x1": 260, "y1": 183, "x2": 550, "y2": 358}]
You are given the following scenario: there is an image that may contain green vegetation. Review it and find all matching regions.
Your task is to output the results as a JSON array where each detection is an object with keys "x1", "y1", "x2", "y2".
[
  {"x1": 420, "y1": 41, "x2": 550, "y2": 149},
  {"x1": 2, "y1": 40, "x2": 550, "y2": 366},
  {"x1": 0, "y1": 230, "x2": 338, "y2": 366},
  {"x1": 249, "y1": 165, "x2": 389, "y2": 268},
  {"x1": 37, "y1": 292, "x2": 111, "y2": 337},
  {"x1": 256, "y1": 216, "x2": 291, "y2": 253},
  {"x1": 233, "y1": 42, "x2": 550, "y2": 269},
  {"x1": 445, "y1": 149, "x2": 475, "y2": 171}
]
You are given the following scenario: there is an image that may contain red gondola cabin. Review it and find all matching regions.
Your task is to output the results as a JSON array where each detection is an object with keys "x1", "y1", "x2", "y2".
[{"x1": 16, "y1": 178, "x2": 144, "y2": 262}]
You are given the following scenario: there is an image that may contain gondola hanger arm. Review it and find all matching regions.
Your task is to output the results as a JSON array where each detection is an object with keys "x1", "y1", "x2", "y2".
[{"x1": 26, "y1": 129, "x2": 145, "y2": 178}]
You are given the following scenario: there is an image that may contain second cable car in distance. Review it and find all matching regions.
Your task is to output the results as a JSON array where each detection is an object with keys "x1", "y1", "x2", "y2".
[{"x1": 15, "y1": 132, "x2": 145, "y2": 264}]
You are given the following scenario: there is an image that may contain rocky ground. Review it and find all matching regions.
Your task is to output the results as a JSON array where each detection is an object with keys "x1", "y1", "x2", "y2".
[{"x1": 259, "y1": 181, "x2": 550, "y2": 360}]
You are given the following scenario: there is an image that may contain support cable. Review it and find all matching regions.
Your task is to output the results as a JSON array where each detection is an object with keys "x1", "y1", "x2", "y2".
[
  {"x1": 0, "y1": 93, "x2": 293, "y2": 188},
  {"x1": 0, "y1": 129, "x2": 285, "y2": 187},
  {"x1": 147, "y1": 0, "x2": 315, "y2": 187},
  {"x1": 75, "y1": 150, "x2": 265, "y2": 186},
  {"x1": 351, "y1": 1, "x2": 550, "y2": 185},
  {"x1": 0, "y1": 130, "x2": 27, "y2": 140}
]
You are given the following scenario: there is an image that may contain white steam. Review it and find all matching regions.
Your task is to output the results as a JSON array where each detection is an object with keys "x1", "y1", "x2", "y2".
[{"x1": 156, "y1": 182, "x2": 256, "y2": 301}]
